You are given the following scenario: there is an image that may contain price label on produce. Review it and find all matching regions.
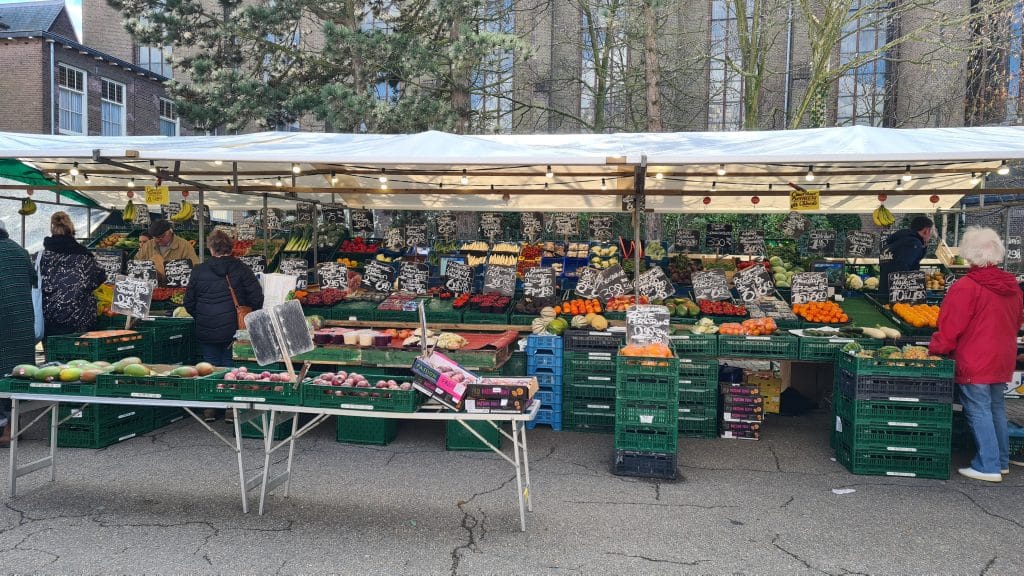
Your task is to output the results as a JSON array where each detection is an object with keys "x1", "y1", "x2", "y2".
[
  {"x1": 791, "y1": 272, "x2": 829, "y2": 304},
  {"x1": 574, "y1": 266, "x2": 602, "y2": 299},
  {"x1": 317, "y1": 262, "x2": 349, "y2": 290},
  {"x1": 553, "y1": 212, "x2": 579, "y2": 236},
  {"x1": 705, "y1": 223, "x2": 733, "y2": 252},
  {"x1": 321, "y1": 203, "x2": 346, "y2": 225},
  {"x1": 126, "y1": 259, "x2": 157, "y2": 282},
  {"x1": 398, "y1": 261, "x2": 429, "y2": 294},
  {"x1": 523, "y1": 267, "x2": 557, "y2": 299},
  {"x1": 733, "y1": 264, "x2": 775, "y2": 303},
  {"x1": 738, "y1": 230, "x2": 766, "y2": 256},
  {"x1": 636, "y1": 267, "x2": 675, "y2": 300},
  {"x1": 279, "y1": 258, "x2": 309, "y2": 289},
  {"x1": 888, "y1": 271, "x2": 927, "y2": 304},
  {"x1": 692, "y1": 271, "x2": 730, "y2": 301},
  {"x1": 383, "y1": 227, "x2": 404, "y2": 251},
  {"x1": 163, "y1": 259, "x2": 193, "y2": 288},
  {"x1": 93, "y1": 249, "x2": 124, "y2": 279},
  {"x1": 808, "y1": 230, "x2": 837, "y2": 256},
  {"x1": 295, "y1": 202, "x2": 317, "y2": 224},
  {"x1": 111, "y1": 274, "x2": 154, "y2": 319},
  {"x1": 405, "y1": 224, "x2": 428, "y2": 248},
  {"x1": 350, "y1": 209, "x2": 374, "y2": 233},
  {"x1": 846, "y1": 231, "x2": 878, "y2": 258},
  {"x1": 626, "y1": 305, "x2": 671, "y2": 346},
  {"x1": 673, "y1": 229, "x2": 700, "y2": 252},
  {"x1": 780, "y1": 211, "x2": 811, "y2": 239},
  {"x1": 444, "y1": 261, "x2": 473, "y2": 294},
  {"x1": 596, "y1": 264, "x2": 632, "y2": 300},
  {"x1": 483, "y1": 264, "x2": 517, "y2": 296},
  {"x1": 436, "y1": 212, "x2": 458, "y2": 241},
  {"x1": 241, "y1": 255, "x2": 267, "y2": 276},
  {"x1": 589, "y1": 215, "x2": 613, "y2": 243},
  {"x1": 521, "y1": 212, "x2": 543, "y2": 242},
  {"x1": 480, "y1": 213, "x2": 502, "y2": 241},
  {"x1": 364, "y1": 261, "x2": 396, "y2": 293}
]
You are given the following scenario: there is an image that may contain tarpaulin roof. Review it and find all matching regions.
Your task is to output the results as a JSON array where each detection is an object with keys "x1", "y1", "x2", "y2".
[{"x1": 0, "y1": 125, "x2": 1020, "y2": 213}]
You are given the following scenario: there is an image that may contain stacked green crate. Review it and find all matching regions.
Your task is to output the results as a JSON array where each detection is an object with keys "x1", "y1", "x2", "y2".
[
  {"x1": 136, "y1": 317, "x2": 196, "y2": 364},
  {"x1": 671, "y1": 334, "x2": 719, "y2": 438},
  {"x1": 53, "y1": 404, "x2": 153, "y2": 448},
  {"x1": 613, "y1": 355, "x2": 680, "y2": 479},
  {"x1": 833, "y1": 353, "x2": 955, "y2": 479},
  {"x1": 560, "y1": 330, "x2": 623, "y2": 433}
]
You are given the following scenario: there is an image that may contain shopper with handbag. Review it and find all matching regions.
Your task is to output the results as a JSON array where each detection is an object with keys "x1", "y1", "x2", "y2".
[
  {"x1": 184, "y1": 230, "x2": 263, "y2": 422},
  {"x1": 0, "y1": 220, "x2": 36, "y2": 446}
]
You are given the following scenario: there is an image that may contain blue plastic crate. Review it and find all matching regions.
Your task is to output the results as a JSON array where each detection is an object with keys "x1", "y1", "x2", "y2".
[
  {"x1": 526, "y1": 353, "x2": 563, "y2": 370},
  {"x1": 527, "y1": 346, "x2": 563, "y2": 359},
  {"x1": 526, "y1": 363, "x2": 564, "y2": 377},
  {"x1": 526, "y1": 335, "x2": 563, "y2": 351},
  {"x1": 526, "y1": 408, "x2": 563, "y2": 430},
  {"x1": 533, "y1": 372, "x2": 562, "y2": 389},
  {"x1": 534, "y1": 389, "x2": 563, "y2": 407}
]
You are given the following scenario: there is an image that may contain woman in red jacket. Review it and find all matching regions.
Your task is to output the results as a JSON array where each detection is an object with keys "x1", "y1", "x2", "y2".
[{"x1": 929, "y1": 227, "x2": 1024, "y2": 482}]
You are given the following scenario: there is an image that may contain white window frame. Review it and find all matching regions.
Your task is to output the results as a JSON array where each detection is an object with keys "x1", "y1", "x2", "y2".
[
  {"x1": 57, "y1": 63, "x2": 87, "y2": 135},
  {"x1": 100, "y1": 78, "x2": 127, "y2": 136},
  {"x1": 159, "y1": 97, "x2": 180, "y2": 136}
]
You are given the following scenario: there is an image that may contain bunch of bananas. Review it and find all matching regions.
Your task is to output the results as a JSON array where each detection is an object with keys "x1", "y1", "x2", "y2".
[
  {"x1": 123, "y1": 199, "x2": 136, "y2": 221},
  {"x1": 171, "y1": 199, "x2": 194, "y2": 222},
  {"x1": 17, "y1": 198, "x2": 36, "y2": 216},
  {"x1": 872, "y1": 204, "x2": 895, "y2": 227}
]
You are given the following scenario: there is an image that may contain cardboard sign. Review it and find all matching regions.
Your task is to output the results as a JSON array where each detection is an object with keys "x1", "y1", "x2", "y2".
[
  {"x1": 244, "y1": 299, "x2": 314, "y2": 367},
  {"x1": 738, "y1": 230, "x2": 766, "y2": 256},
  {"x1": 523, "y1": 267, "x2": 557, "y2": 299},
  {"x1": 480, "y1": 212, "x2": 503, "y2": 241},
  {"x1": 596, "y1": 264, "x2": 632, "y2": 300},
  {"x1": 317, "y1": 262, "x2": 349, "y2": 290},
  {"x1": 321, "y1": 203, "x2": 346, "y2": 225},
  {"x1": 808, "y1": 230, "x2": 837, "y2": 255},
  {"x1": 636, "y1": 267, "x2": 675, "y2": 300},
  {"x1": 553, "y1": 212, "x2": 578, "y2": 236},
  {"x1": 733, "y1": 264, "x2": 775, "y2": 302},
  {"x1": 126, "y1": 260, "x2": 157, "y2": 282},
  {"x1": 790, "y1": 189, "x2": 820, "y2": 211},
  {"x1": 444, "y1": 260, "x2": 473, "y2": 294},
  {"x1": 589, "y1": 215, "x2": 613, "y2": 243},
  {"x1": 625, "y1": 305, "x2": 671, "y2": 346},
  {"x1": 398, "y1": 261, "x2": 429, "y2": 294},
  {"x1": 279, "y1": 258, "x2": 309, "y2": 289},
  {"x1": 705, "y1": 223, "x2": 733, "y2": 252},
  {"x1": 521, "y1": 212, "x2": 543, "y2": 242},
  {"x1": 692, "y1": 270, "x2": 730, "y2": 301},
  {"x1": 144, "y1": 185, "x2": 169, "y2": 205},
  {"x1": 111, "y1": 274, "x2": 154, "y2": 319},
  {"x1": 364, "y1": 261, "x2": 395, "y2": 292},
  {"x1": 350, "y1": 209, "x2": 373, "y2": 233},
  {"x1": 93, "y1": 249, "x2": 124, "y2": 279},
  {"x1": 888, "y1": 271, "x2": 927, "y2": 304},
  {"x1": 295, "y1": 202, "x2": 317, "y2": 224},
  {"x1": 673, "y1": 229, "x2": 700, "y2": 252},
  {"x1": 383, "y1": 227, "x2": 404, "y2": 251},
  {"x1": 405, "y1": 224, "x2": 427, "y2": 248},
  {"x1": 482, "y1": 264, "x2": 517, "y2": 296},
  {"x1": 846, "y1": 231, "x2": 878, "y2": 258},
  {"x1": 436, "y1": 213, "x2": 458, "y2": 241},
  {"x1": 240, "y1": 255, "x2": 267, "y2": 276},
  {"x1": 780, "y1": 211, "x2": 811, "y2": 239},
  {"x1": 574, "y1": 266, "x2": 602, "y2": 299},
  {"x1": 791, "y1": 272, "x2": 829, "y2": 304},
  {"x1": 163, "y1": 259, "x2": 193, "y2": 288}
]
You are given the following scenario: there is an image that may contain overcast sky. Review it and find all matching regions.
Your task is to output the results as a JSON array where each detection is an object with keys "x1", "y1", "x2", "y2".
[{"x1": 1, "y1": 0, "x2": 83, "y2": 40}]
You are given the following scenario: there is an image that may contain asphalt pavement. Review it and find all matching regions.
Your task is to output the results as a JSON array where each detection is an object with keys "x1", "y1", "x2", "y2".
[{"x1": 1, "y1": 406, "x2": 1022, "y2": 575}]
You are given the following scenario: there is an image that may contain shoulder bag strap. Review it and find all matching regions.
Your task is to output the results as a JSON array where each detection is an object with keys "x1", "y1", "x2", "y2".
[{"x1": 226, "y1": 274, "x2": 241, "y2": 308}]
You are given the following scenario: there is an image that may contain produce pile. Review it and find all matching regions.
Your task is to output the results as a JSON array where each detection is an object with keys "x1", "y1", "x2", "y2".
[
  {"x1": 95, "y1": 233, "x2": 139, "y2": 251},
  {"x1": 589, "y1": 244, "x2": 620, "y2": 269},
  {"x1": 605, "y1": 295, "x2": 649, "y2": 312},
  {"x1": 651, "y1": 296, "x2": 699, "y2": 318},
  {"x1": 554, "y1": 298, "x2": 602, "y2": 316},
  {"x1": 769, "y1": 256, "x2": 801, "y2": 289},
  {"x1": 297, "y1": 288, "x2": 347, "y2": 306},
  {"x1": 619, "y1": 342, "x2": 673, "y2": 358},
  {"x1": 891, "y1": 303, "x2": 940, "y2": 329},
  {"x1": 457, "y1": 294, "x2": 511, "y2": 312},
  {"x1": 698, "y1": 299, "x2": 747, "y2": 317},
  {"x1": 339, "y1": 237, "x2": 380, "y2": 254},
  {"x1": 792, "y1": 301, "x2": 849, "y2": 324},
  {"x1": 667, "y1": 254, "x2": 701, "y2": 284},
  {"x1": 309, "y1": 370, "x2": 414, "y2": 392},
  {"x1": 152, "y1": 287, "x2": 186, "y2": 303},
  {"x1": 8, "y1": 357, "x2": 216, "y2": 383},
  {"x1": 718, "y1": 318, "x2": 778, "y2": 336}
]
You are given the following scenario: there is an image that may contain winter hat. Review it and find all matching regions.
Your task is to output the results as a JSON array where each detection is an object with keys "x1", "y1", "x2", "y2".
[{"x1": 149, "y1": 219, "x2": 173, "y2": 238}]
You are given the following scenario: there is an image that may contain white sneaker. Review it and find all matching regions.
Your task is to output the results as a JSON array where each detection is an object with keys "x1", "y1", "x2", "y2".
[
  {"x1": 1001, "y1": 469, "x2": 1010, "y2": 474},
  {"x1": 1010, "y1": 459, "x2": 1024, "y2": 467},
  {"x1": 958, "y1": 467, "x2": 1002, "y2": 482}
]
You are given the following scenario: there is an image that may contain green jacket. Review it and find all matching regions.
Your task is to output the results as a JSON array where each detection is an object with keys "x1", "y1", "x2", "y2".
[{"x1": 0, "y1": 238, "x2": 38, "y2": 375}]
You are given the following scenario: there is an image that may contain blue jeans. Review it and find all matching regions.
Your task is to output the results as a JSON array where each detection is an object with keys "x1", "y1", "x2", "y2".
[
  {"x1": 200, "y1": 342, "x2": 234, "y2": 368},
  {"x1": 959, "y1": 384, "x2": 1009, "y2": 474}
]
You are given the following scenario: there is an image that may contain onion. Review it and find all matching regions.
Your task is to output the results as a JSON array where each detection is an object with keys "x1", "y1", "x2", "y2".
[{"x1": 224, "y1": 373, "x2": 236, "y2": 381}]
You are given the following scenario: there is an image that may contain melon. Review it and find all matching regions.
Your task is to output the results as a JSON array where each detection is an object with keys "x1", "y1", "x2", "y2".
[
  {"x1": 59, "y1": 368, "x2": 82, "y2": 382},
  {"x1": 547, "y1": 318, "x2": 569, "y2": 336},
  {"x1": 123, "y1": 364, "x2": 151, "y2": 377},
  {"x1": 10, "y1": 365, "x2": 37, "y2": 379},
  {"x1": 590, "y1": 315, "x2": 609, "y2": 331}
]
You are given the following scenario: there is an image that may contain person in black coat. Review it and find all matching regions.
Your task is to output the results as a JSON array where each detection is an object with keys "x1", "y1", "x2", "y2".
[
  {"x1": 878, "y1": 215, "x2": 933, "y2": 297},
  {"x1": 184, "y1": 230, "x2": 263, "y2": 420},
  {"x1": 40, "y1": 212, "x2": 106, "y2": 336}
]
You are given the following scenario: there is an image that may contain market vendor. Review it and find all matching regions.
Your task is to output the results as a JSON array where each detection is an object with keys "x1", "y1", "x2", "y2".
[
  {"x1": 134, "y1": 219, "x2": 199, "y2": 281},
  {"x1": 878, "y1": 216, "x2": 933, "y2": 296}
]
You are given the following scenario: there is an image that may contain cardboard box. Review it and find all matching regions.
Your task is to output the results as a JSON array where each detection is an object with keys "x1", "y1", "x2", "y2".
[
  {"x1": 762, "y1": 395, "x2": 781, "y2": 414},
  {"x1": 720, "y1": 431, "x2": 760, "y2": 440},
  {"x1": 720, "y1": 403, "x2": 763, "y2": 417},
  {"x1": 721, "y1": 411, "x2": 764, "y2": 423},
  {"x1": 720, "y1": 383, "x2": 761, "y2": 396},
  {"x1": 464, "y1": 397, "x2": 529, "y2": 413},
  {"x1": 722, "y1": 394, "x2": 763, "y2": 406},
  {"x1": 745, "y1": 370, "x2": 782, "y2": 389},
  {"x1": 412, "y1": 352, "x2": 476, "y2": 405},
  {"x1": 468, "y1": 377, "x2": 539, "y2": 402}
]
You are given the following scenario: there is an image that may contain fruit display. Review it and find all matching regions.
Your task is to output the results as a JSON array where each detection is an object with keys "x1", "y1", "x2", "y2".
[
  {"x1": 170, "y1": 199, "x2": 195, "y2": 222},
  {"x1": 589, "y1": 244, "x2": 620, "y2": 269},
  {"x1": 18, "y1": 198, "x2": 37, "y2": 216},
  {"x1": 667, "y1": 254, "x2": 702, "y2": 284},
  {"x1": 532, "y1": 316, "x2": 569, "y2": 336},
  {"x1": 122, "y1": 199, "x2": 137, "y2": 222},
  {"x1": 492, "y1": 242, "x2": 520, "y2": 253},
  {"x1": 516, "y1": 244, "x2": 542, "y2": 277},
  {"x1": 317, "y1": 222, "x2": 348, "y2": 250},
  {"x1": 554, "y1": 298, "x2": 602, "y2": 316},
  {"x1": 645, "y1": 242, "x2": 667, "y2": 260},
  {"x1": 298, "y1": 288, "x2": 347, "y2": 306},
  {"x1": 769, "y1": 256, "x2": 802, "y2": 289},
  {"x1": 231, "y1": 240, "x2": 255, "y2": 257},
  {"x1": 375, "y1": 253, "x2": 396, "y2": 263},
  {"x1": 845, "y1": 274, "x2": 879, "y2": 292},
  {"x1": 377, "y1": 293, "x2": 419, "y2": 311},
  {"x1": 95, "y1": 233, "x2": 140, "y2": 251},
  {"x1": 621, "y1": 257, "x2": 646, "y2": 275},
  {"x1": 460, "y1": 241, "x2": 489, "y2": 252},
  {"x1": 689, "y1": 317, "x2": 719, "y2": 334},
  {"x1": 603, "y1": 295, "x2": 649, "y2": 312},
  {"x1": 335, "y1": 257, "x2": 360, "y2": 268},
  {"x1": 462, "y1": 294, "x2": 511, "y2": 313},
  {"x1": 217, "y1": 367, "x2": 293, "y2": 393},
  {"x1": 339, "y1": 237, "x2": 380, "y2": 254},
  {"x1": 566, "y1": 242, "x2": 589, "y2": 258},
  {"x1": 152, "y1": 287, "x2": 186, "y2": 302},
  {"x1": 514, "y1": 295, "x2": 559, "y2": 315},
  {"x1": 7, "y1": 357, "x2": 215, "y2": 384},
  {"x1": 872, "y1": 204, "x2": 896, "y2": 227},
  {"x1": 891, "y1": 302, "x2": 940, "y2": 329},
  {"x1": 619, "y1": 342, "x2": 673, "y2": 358},
  {"x1": 792, "y1": 301, "x2": 849, "y2": 324},
  {"x1": 467, "y1": 254, "x2": 487, "y2": 267},
  {"x1": 698, "y1": 299, "x2": 747, "y2": 317},
  {"x1": 872, "y1": 344, "x2": 939, "y2": 360},
  {"x1": 309, "y1": 370, "x2": 414, "y2": 391},
  {"x1": 651, "y1": 296, "x2": 698, "y2": 318},
  {"x1": 541, "y1": 242, "x2": 565, "y2": 258},
  {"x1": 283, "y1": 225, "x2": 315, "y2": 252},
  {"x1": 925, "y1": 270, "x2": 946, "y2": 291},
  {"x1": 719, "y1": 317, "x2": 778, "y2": 336},
  {"x1": 569, "y1": 312, "x2": 609, "y2": 331},
  {"x1": 488, "y1": 253, "x2": 518, "y2": 266}
]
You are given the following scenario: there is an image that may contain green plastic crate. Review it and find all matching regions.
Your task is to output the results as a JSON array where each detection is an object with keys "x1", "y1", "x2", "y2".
[
  {"x1": 136, "y1": 318, "x2": 195, "y2": 364},
  {"x1": 500, "y1": 351, "x2": 527, "y2": 376},
  {"x1": 45, "y1": 332, "x2": 149, "y2": 363},
  {"x1": 717, "y1": 334, "x2": 799, "y2": 359},
  {"x1": 424, "y1": 299, "x2": 462, "y2": 323},
  {"x1": 95, "y1": 371, "x2": 227, "y2": 400},
  {"x1": 837, "y1": 417, "x2": 952, "y2": 454},
  {"x1": 564, "y1": 377, "x2": 616, "y2": 401},
  {"x1": 563, "y1": 351, "x2": 617, "y2": 378},
  {"x1": 615, "y1": 400, "x2": 677, "y2": 429},
  {"x1": 615, "y1": 356, "x2": 680, "y2": 402},
  {"x1": 242, "y1": 418, "x2": 293, "y2": 440},
  {"x1": 55, "y1": 413, "x2": 152, "y2": 449},
  {"x1": 799, "y1": 337, "x2": 881, "y2": 362},
  {"x1": 677, "y1": 415, "x2": 717, "y2": 438},
  {"x1": 152, "y1": 407, "x2": 186, "y2": 428},
  {"x1": 563, "y1": 399, "x2": 615, "y2": 433},
  {"x1": 836, "y1": 351, "x2": 955, "y2": 380},
  {"x1": 4, "y1": 379, "x2": 97, "y2": 396},
  {"x1": 375, "y1": 308, "x2": 422, "y2": 323},
  {"x1": 614, "y1": 425, "x2": 678, "y2": 453},
  {"x1": 329, "y1": 300, "x2": 379, "y2": 321},
  {"x1": 197, "y1": 373, "x2": 302, "y2": 405},
  {"x1": 677, "y1": 388, "x2": 718, "y2": 418},
  {"x1": 336, "y1": 416, "x2": 397, "y2": 445},
  {"x1": 461, "y1": 307, "x2": 512, "y2": 325},
  {"x1": 446, "y1": 420, "x2": 503, "y2": 451},
  {"x1": 59, "y1": 404, "x2": 152, "y2": 426},
  {"x1": 294, "y1": 347, "x2": 363, "y2": 364},
  {"x1": 669, "y1": 334, "x2": 718, "y2": 357},
  {"x1": 836, "y1": 439, "x2": 950, "y2": 479},
  {"x1": 677, "y1": 358, "x2": 718, "y2": 388},
  {"x1": 834, "y1": 393, "x2": 953, "y2": 428},
  {"x1": 302, "y1": 379, "x2": 423, "y2": 412}
]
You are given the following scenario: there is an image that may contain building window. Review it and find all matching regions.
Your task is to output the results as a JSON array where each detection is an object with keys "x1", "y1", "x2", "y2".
[
  {"x1": 708, "y1": 0, "x2": 747, "y2": 131},
  {"x1": 57, "y1": 64, "x2": 86, "y2": 135},
  {"x1": 100, "y1": 79, "x2": 126, "y2": 136},
  {"x1": 159, "y1": 98, "x2": 179, "y2": 136},
  {"x1": 836, "y1": 1, "x2": 891, "y2": 126},
  {"x1": 138, "y1": 45, "x2": 173, "y2": 78}
]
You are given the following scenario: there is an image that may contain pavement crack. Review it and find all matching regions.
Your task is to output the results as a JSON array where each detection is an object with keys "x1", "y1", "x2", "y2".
[
  {"x1": 772, "y1": 533, "x2": 829, "y2": 575},
  {"x1": 605, "y1": 551, "x2": 709, "y2": 566},
  {"x1": 654, "y1": 482, "x2": 661, "y2": 501},
  {"x1": 954, "y1": 488, "x2": 1024, "y2": 529},
  {"x1": 981, "y1": 556, "x2": 997, "y2": 575},
  {"x1": 274, "y1": 559, "x2": 288, "y2": 575},
  {"x1": 768, "y1": 442, "x2": 782, "y2": 471},
  {"x1": 226, "y1": 520, "x2": 295, "y2": 533},
  {"x1": 449, "y1": 473, "x2": 516, "y2": 576},
  {"x1": 781, "y1": 496, "x2": 795, "y2": 508},
  {"x1": 565, "y1": 500, "x2": 737, "y2": 510}
]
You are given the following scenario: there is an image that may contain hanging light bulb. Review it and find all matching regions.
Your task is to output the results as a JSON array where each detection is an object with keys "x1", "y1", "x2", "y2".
[
  {"x1": 655, "y1": 172, "x2": 663, "y2": 180},
  {"x1": 710, "y1": 181, "x2": 717, "y2": 193},
  {"x1": 600, "y1": 178, "x2": 607, "y2": 191},
  {"x1": 380, "y1": 183, "x2": 388, "y2": 190},
  {"x1": 83, "y1": 173, "x2": 91, "y2": 184},
  {"x1": 379, "y1": 168, "x2": 388, "y2": 184},
  {"x1": 148, "y1": 160, "x2": 157, "y2": 174},
  {"x1": 69, "y1": 162, "x2": 80, "y2": 177},
  {"x1": 805, "y1": 165, "x2": 815, "y2": 182},
  {"x1": 330, "y1": 171, "x2": 338, "y2": 185},
  {"x1": 825, "y1": 182, "x2": 831, "y2": 190},
  {"x1": 998, "y1": 160, "x2": 1010, "y2": 176},
  {"x1": 213, "y1": 160, "x2": 223, "y2": 166},
  {"x1": 292, "y1": 163, "x2": 301, "y2": 174},
  {"x1": 902, "y1": 165, "x2": 912, "y2": 182},
  {"x1": 128, "y1": 177, "x2": 135, "y2": 188},
  {"x1": 717, "y1": 164, "x2": 726, "y2": 176},
  {"x1": 460, "y1": 169, "x2": 469, "y2": 185},
  {"x1": 970, "y1": 172, "x2": 980, "y2": 186},
  {"x1": 275, "y1": 176, "x2": 283, "y2": 188},
  {"x1": 895, "y1": 179, "x2": 904, "y2": 192},
  {"x1": 545, "y1": 165, "x2": 553, "y2": 179}
]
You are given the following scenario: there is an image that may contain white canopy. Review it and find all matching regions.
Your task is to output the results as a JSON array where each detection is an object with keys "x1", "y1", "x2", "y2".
[{"x1": 0, "y1": 126, "x2": 1020, "y2": 213}]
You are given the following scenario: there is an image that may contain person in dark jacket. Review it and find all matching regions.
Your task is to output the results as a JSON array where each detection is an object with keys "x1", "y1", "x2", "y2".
[
  {"x1": 878, "y1": 216, "x2": 933, "y2": 296},
  {"x1": 184, "y1": 230, "x2": 263, "y2": 421},
  {"x1": 929, "y1": 227, "x2": 1024, "y2": 482},
  {"x1": 0, "y1": 220, "x2": 37, "y2": 446},
  {"x1": 40, "y1": 212, "x2": 107, "y2": 336}
]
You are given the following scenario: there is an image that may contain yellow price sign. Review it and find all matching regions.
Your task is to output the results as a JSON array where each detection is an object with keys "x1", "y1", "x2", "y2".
[
  {"x1": 145, "y1": 185, "x2": 170, "y2": 205},
  {"x1": 789, "y1": 189, "x2": 820, "y2": 211}
]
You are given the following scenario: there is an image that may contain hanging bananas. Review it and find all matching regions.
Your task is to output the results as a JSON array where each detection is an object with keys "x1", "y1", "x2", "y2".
[
  {"x1": 123, "y1": 199, "x2": 136, "y2": 222},
  {"x1": 17, "y1": 198, "x2": 36, "y2": 216},
  {"x1": 170, "y1": 199, "x2": 194, "y2": 222},
  {"x1": 872, "y1": 204, "x2": 895, "y2": 227}
]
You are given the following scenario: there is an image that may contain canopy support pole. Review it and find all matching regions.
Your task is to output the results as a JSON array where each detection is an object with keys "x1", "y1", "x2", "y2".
[
  {"x1": 198, "y1": 188, "x2": 206, "y2": 263},
  {"x1": 263, "y1": 194, "x2": 269, "y2": 261},
  {"x1": 633, "y1": 159, "x2": 647, "y2": 301}
]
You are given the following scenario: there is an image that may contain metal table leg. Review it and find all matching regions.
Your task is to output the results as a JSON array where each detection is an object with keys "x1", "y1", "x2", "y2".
[
  {"x1": 258, "y1": 410, "x2": 276, "y2": 515},
  {"x1": 511, "y1": 420, "x2": 527, "y2": 532},
  {"x1": 231, "y1": 407, "x2": 249, "y2": 514},
  {"x1": 7, "y1": 399, "x2": 60, "y2": 497},
  {"x1": 519, "y1": 421, "x2": 532, "y2": 512}
]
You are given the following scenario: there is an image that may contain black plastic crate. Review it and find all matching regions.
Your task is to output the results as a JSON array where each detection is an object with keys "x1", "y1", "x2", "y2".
[
  {"x1": 562, "y1": 329, "x2": 624, "y2": 353},
  {"x1": 613, "y1": 450, "x2": 677, "y2": 479},
  {"x1": 838, "y1": 369, "x2": 954, "y2": 404}
]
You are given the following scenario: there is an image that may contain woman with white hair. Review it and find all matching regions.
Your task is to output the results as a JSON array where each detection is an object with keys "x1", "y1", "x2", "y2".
[{"x1": 929, "y1": 226, "x2": 1024, "y2": 482}]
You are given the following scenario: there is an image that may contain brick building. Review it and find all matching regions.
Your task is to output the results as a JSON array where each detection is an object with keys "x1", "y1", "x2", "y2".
[{"x1": 0, "y1": 0, "x2": 184, "y2": 136}]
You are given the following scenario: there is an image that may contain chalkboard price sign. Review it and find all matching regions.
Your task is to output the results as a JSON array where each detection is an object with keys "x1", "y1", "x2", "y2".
[
  {"x1": 350, "y1": 209, "x2": 374, "y2": 233},
  {"x1": 237, "y1": 222, "x2": 257, "y2": 241},
  {"x1": 705, "y1": 223, "x2": 734, "y2": 252},
  {"x1": 574, "y1": 267, "x2": 602, "y2": 299},
  {"x1": 192, "y1": 204, "x2": 211, "y2": 226},
  {"x1": 625, "y1": 305, "x2": 671, "y2": 346},
  {"x1": 383, "y1": 227, "x2": 404, "y2": 251},
  {"x1": 279, "y1": 258, "x2": 309, "y2": 289},
  {"x1": 521, "y1": 212, "x2": 543, "y2": 242},
  {"x1": 436, "y1": 213, "x2": 458, "y2": 241},
  {"x1": 733, "y1": 264, "x2": 775, "y2": 302},
  {"x1": 480, "y1": 213, "x2": 503, "y2": 241},
  {"x1": 126, "y1": 260, "x2": 157, "y2": 282},
  {"x1": 791, "y1": 272, "x2": 829, "y2": 304},
  {"x1": 132, "y1": 203, "x2": 151, "y2": 227},
  {"x1": 398, "y1": 261, "x2": 430, "y2": 294},
  {"x1": 553, "y1": 212, "x2": 578, "y2": 236},
  {"x1": 240, "y1": 255, "x2": 267, "y2": 276},
  {"x1": 364, "y1": 261, "x2": 396, "y2": 292},
  {"x1": 636, "y1": 267, "x2": 675, "y2": 300},
  {"x1": 321, "y1": 203, "x2": 346, "y2": 225},
  {"x1": 1005, "y1": 206, "x2": 1024, "y2": 272},
  {"x1": 589, "y1": 215, "x2": 613, "y2": 243},
  {"x1": 780, "y1": 211, "x2": 811, "y2": 239},
  {"x1": 673, "y1": 229, "x2": 700, "y2": 252},
  {"x1": 93, "y1": 249, "x2": 124, "y2": 279},
  {"x1": 444, "y1": 261, "x2": 473, "y2": 294},
  {"x1": 596, "y1": 264, "x2": 633, "y2": 300},
  {"x1": 523, "y1": 267, "x2": 557, "y2": 299},
  {"x1": 846, "y1": 231, "x2": 878, "y2": 258},
  {"x1": 808, "y1": 230, "x2": 837, "y2": 255},
  {"x1": 405, "y1": 224, "x2": 428, "y2": 248},
  {"x1": 888, "y1": 271, "x2": 927, "y2": 304},
  {"x1": 622, "y1": 193, "x2": 645, "y2": 213},
  {"x1": 738, "y1": 230, "x2": 766, "y2": 256},
  {"x1": 163, "y1": 259, "x2": 193, "y2": 288},
  {"x1": 111, "y1": 274, "x2": 154, "y2": 319},
  {"x1": 691, "y1": 271, "x2": 730, "y2": 301},
  {"x1": 317, "y1": 262, "x2": 349, "y2": 290},
  {"x1": 295, "y1": 202, "x2": 317, "y2": 224},
  {"x1": 483, "y1": 264, "x2": 517, "y2": 296},
  {"x1": 1007, "y1": 235, "x2": 1023, "y2": 269}
]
